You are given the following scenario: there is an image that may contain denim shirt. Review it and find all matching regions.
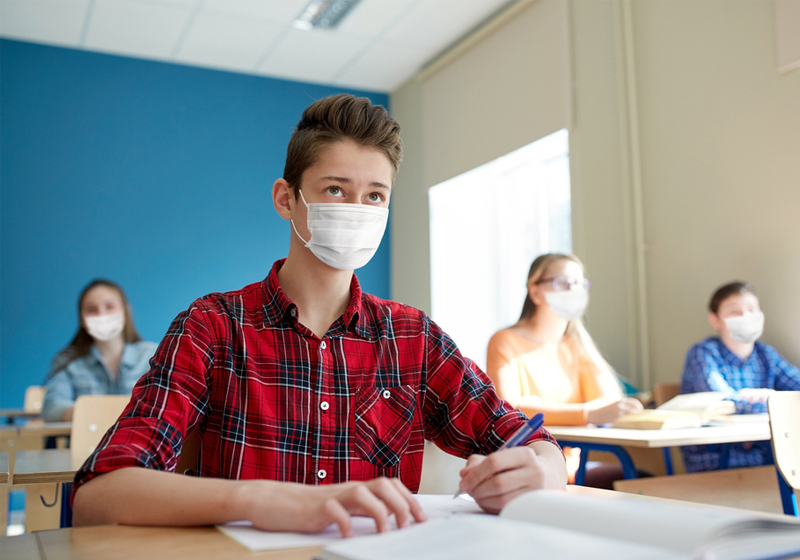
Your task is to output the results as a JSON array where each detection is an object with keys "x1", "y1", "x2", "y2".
[{"x1": 42, "y1": 340, "x2": 158, "y2": 422}]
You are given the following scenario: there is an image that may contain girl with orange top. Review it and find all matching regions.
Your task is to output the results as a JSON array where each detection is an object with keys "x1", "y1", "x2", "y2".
[{"x1": 486, "y1": 253, "x2": 643, "y2": 484}]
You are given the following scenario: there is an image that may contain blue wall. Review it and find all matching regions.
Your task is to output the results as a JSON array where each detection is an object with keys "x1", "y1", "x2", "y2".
[{"x1": 0, "y1": 39, "x2": 390, "y2": 408}]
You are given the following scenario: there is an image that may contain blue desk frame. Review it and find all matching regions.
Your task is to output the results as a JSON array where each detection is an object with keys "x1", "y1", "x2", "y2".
[{"x1": 560, "y1": 438, "x2": 797, "y2": 516}]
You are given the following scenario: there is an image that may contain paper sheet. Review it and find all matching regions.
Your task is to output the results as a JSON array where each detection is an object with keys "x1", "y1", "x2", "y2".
[{"x1": 217, "y1": 494, "x2": 483, "y2": 551}]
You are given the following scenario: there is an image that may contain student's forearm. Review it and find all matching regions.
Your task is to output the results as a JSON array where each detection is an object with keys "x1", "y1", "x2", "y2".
[
  {"x1": 72, "y1": 467, "x2": 256, "y2": 527},
  {"x1": 73, "y1": 467, "x2": 428, "y2": 536}
]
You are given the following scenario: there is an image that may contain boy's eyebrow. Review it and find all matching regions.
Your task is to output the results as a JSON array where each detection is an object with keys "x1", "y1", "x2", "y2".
[{"x1": 321, "y1": 176, "x2": 391, "y2": 190}]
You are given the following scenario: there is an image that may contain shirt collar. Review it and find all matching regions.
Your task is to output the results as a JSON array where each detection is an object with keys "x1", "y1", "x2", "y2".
[
  {"x1": 261, "y1": 258, "x2": 371, "y2": 340},
  {"x1": 89, "y1": 342, "x2": 137, "y2": 369}
]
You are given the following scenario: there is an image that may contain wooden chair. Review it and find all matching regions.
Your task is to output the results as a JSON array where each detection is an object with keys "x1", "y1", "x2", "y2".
[
  {"x1": 25, "y1": 394, "x2": 131, "y2": 532},
  {"x1": 70, "y1": 395, "x2": 131, "y2": 469},
  {"x1": 768, "y1": 391, "x2": 800, "y2": 516},
  {"x1": 653, "y1": 383, "x2": 681, "y2": 407},
  {"x1": 23, "y1": 386, "x2": 46, "y2": 414}
]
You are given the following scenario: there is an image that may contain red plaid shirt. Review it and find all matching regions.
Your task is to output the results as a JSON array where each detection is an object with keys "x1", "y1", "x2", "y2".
[{"x1": 73, "y1": 259, "x2": 558, "y2": 501}]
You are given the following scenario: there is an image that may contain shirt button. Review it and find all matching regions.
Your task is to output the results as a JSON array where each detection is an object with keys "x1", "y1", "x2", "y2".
[
  {"x1": 320, "y1": 341, "x2": 327, "y2": 350},
  {"x1": 290, "y1": 309, "x2": 296, "y2": 317},
  {"x1": 317, "y1": 469, "x2": 327, "y2": 480},
  {"x1": 382, "y1": 389, "x2": 391, "y2": 399},
  {"x1": 320, "y1": 401, "x2": 329, "y2": 411}
]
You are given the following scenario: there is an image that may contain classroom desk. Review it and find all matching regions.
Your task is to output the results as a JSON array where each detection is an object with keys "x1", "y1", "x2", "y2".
[
  {"x1": 16, "y1": 421, "x2": 72, "y2": 440},
  {"x1": 0, "y1": 451, "x2": 9, "y2": 484},
  {"x1": 11, "y1": 449, "x2": 75, "y2": 529},
  {"x1": 0, "y1": 408, "x2": 40, "y2": 425},
  {"x1": 3, "y1": 487, "x2": 798, "y2": 560},
  {"x1": 546, "y1": 415, "x2": 771, "y2": 480},
  {"x1": 11, "y1": 450, "x2": 74, "y2": 485}
]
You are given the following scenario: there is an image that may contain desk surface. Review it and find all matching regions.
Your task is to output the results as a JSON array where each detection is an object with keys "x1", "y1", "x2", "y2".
[
  {"x1": 4, "y1": 525, "x2": 323, "y2": 560},
  {"x1": 0, "y1": 451, "x2": 8, "y2": 484},
  {"x1": 12, "y1": 449, "x2": 74, "y2": 485},
  {"x1": 16, "y1": 421, "x2": 72, "y2": 437},
  {"x1": 546, "y1": 415, "x2": 771, "y2": 448},
  {"x1": 0, "y1": 408, "x2": 40, "y2": 420},
  {"x1": 4, "y1": 486, "x2": 796, "y2": 560}
]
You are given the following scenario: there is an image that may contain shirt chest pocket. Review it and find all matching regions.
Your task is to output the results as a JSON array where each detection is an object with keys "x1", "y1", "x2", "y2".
[{"x1": 354, "y1": 385, "x2": 417, "y2": 469}]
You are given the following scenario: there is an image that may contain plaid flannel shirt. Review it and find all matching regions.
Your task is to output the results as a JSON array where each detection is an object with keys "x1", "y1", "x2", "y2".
[
  {"x1": 680, "y1": 336, "x2": 800, "y2": 472},
  {"x1": 73, "y1": 259, "x2": 558, "y2": 502}
]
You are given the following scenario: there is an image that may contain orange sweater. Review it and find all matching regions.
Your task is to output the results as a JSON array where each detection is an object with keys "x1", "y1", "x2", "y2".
[{"x1": 486, "y1": 329, "x2": 622, "y2": 426}]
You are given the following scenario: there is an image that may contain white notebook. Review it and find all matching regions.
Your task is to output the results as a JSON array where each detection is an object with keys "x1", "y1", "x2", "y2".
[{"x1": 316, "y1": 490, "x2": 800, "y2": 560}]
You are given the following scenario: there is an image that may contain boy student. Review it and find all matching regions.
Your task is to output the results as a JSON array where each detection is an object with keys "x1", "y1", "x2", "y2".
[
  {"x1": 680, "y1": 281, "x2": 800, "y2": 472},
  {"x1": 72, "y1": 94, "x2": 567, "y2": 535}
]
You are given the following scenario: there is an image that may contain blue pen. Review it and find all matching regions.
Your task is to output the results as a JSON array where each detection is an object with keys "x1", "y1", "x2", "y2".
[{"x1": 453, "y1": 412, "x2": 545, "y2": 498}]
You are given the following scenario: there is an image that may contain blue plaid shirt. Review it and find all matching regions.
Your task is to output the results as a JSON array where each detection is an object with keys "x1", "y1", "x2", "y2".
[{"x1": 680, "y1": 336, "x2": 800, "y2": 472}]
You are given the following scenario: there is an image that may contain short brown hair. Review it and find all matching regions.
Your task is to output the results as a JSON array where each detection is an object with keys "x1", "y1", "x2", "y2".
[
  {"x1": 283, "y1": 94, "x2": 402, "y2": 194},
  {"x1": 709, "y1": 281, "x2": 757, "y2": 314}
]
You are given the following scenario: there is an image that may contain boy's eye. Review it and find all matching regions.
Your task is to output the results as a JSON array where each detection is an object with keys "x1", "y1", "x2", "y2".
[{"x1": 327, "y1": 187, "x2": 342, "y2": 196}]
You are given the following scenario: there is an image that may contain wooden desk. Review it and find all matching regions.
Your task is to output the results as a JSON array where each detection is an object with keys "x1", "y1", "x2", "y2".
[
  {"x1": 547, "y1": 416, "x2": 771, "y2": 479},
  {"x1": 546, "y1": 417, "x2": 771, "y2": 449},
  {"x1": 0, "y1": 451, "x2": 9, "y2": 484},
  {"x1": 4, "y1": 488, "x2": 797, "y2": 560},
  {"x1": 16, "y1": 421, "x2": 72, "y2": 439},
  {"x1": 1, "y1": 525, "x2": 323, "y2": 560},
  {"x1": 11, "y1": 449, "x2": 74, "y2": 485},
  {"x1": 0, "y1": 408, "x2": 40, "y2": 424}
]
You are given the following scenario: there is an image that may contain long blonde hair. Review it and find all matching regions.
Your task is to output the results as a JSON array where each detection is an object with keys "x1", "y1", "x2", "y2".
[{"x1": 519, "y1": 253, "x2": 616, "y2": 379}]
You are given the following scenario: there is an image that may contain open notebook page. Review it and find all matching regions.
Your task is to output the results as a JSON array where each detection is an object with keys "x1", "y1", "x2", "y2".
[{"x1": 500, "y1": 490, "x2": 800, "y2": 557}]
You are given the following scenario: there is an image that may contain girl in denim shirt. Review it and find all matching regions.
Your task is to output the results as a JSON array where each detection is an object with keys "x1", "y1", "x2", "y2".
[{"x1": 42, "y1": 279, "x2": 157, "y2": 422}]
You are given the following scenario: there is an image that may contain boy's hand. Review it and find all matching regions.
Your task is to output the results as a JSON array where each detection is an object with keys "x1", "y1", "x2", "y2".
[
  {"x1": 457, "y1": 440, "x2": 566, "y2": 514},
  {"x1": 242, "y1": 477, "x2": 427, "y2": 537}
]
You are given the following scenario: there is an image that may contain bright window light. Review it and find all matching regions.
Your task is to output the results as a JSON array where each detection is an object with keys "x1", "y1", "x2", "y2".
[{"x1": 429, "y1": 129, "x2": 572, "y2": 371}]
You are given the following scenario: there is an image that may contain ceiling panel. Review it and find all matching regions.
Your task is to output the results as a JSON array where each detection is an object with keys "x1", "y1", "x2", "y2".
[
  {"x1": 84, "y1": 0, "x2": 194, "y2": 59},
  {"x1": 384, "y1": 0, "x2": 505, "y2": 50},
  {"x1": 335, "y1": 0, "x2": 418, "y2": 38},
  {"x1": 0, "y1": 0, "x2": 515, "y2": 93},
  {"x1": 0, "y1": 0, "x2": 89, "y2": 46},
  {"x1": 334, "y1": 38, "x2": 429, "y2": 92},
  {"x1": 203, "y1": 0, "x2": 309, "y2": 25},
  {"x1": 127, "y1": 0, "x2": 201, "y2": 10},
  {"x1": 175, "y1": 11, "x2": 283, "y2": 72},
  {"x1": 258, "y1": 27, "x2": 367, "y2": 86}
]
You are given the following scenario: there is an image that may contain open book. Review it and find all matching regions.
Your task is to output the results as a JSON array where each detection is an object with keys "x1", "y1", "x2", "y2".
[
  {"x1": 316, "y1": 490, "x2": 800, "y2": 560},
  {"x1": 612, "y1": 391, "x2": 737, "y2": 429}
]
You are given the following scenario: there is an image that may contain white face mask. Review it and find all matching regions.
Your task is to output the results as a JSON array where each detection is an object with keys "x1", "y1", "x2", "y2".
[
  {"x1": 84, "y1": 312, "x2": 125, "y2": 342},
  {"x1": 544, "y1": 290, "x2": 589, "y2": 321},
  {"x1": 723, "y1": 312, "x2": 764, "y2": 344},
  {"x1": 291, "y1": 190, "x2": 388, "y2": 270}
]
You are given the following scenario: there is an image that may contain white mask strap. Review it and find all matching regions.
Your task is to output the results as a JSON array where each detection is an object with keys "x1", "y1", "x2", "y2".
[{"x1": 290, "y1": 189, "x2": 310, "y2": 245}]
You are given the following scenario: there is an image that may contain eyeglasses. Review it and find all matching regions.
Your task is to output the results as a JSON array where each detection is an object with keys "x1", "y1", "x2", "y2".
[{"x1": 535, "y1": 276, "x2": 591, "y2": 292}]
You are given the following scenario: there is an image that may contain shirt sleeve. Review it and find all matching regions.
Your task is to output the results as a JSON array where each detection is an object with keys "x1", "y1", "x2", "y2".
[
  {"x1": 42, "y1": 368, "x2": 75, "y2": 422},
  {"x1": 422, "y1": 317, "x2": 559, "y2": 458},
  {"x1": 72, "y1": 302, "x2": 214, "y2": 501},
  {"x1": 681, "y1": 343, "x2": 765, "y2": 414},
  {"x1": 767, "y1": 346, "x2": 800, "y2": 391}
]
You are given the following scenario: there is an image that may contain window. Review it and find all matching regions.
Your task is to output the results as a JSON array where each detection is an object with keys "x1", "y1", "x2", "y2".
[{"x1": 429, "y1": 129, "x2": 571, "y2": 370}]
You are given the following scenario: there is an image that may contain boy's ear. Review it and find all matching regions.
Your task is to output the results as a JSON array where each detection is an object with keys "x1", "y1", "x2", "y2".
[
  {"x1": 708, "y1": 311, "x2": 723, "y2": 332},
  {"x1": 273, "y1": 179, "x2": 293, "y2": 220}
]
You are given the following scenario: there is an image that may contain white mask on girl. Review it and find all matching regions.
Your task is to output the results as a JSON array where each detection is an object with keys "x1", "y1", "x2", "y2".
[
  {"x1": 291, "y1": 190, "x2": 388, "y2": 270},
  {"x1": 724, "y1": 312, "x2": 764, "y2": 344},
  {"x1": 544, "y1": 290, "x2": 589, "y2": 321},
  {"x1": 85, "y1": 313, "x2": 124, "y2": 342}
]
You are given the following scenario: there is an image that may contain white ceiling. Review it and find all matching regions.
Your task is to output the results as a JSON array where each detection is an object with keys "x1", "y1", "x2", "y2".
[{"x1": 0, "y1": 0, "x2": 513, "y2": 92}]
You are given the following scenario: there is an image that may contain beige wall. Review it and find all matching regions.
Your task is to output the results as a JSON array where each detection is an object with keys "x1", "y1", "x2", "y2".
[{"x1": 391, "y1": 0, "x2": 800, "y2": 389}]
